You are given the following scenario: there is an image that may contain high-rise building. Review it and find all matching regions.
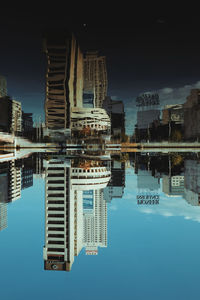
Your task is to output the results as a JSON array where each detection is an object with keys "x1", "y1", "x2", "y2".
[
  {"x1": 0, "y1": 96, "x2": 22, "y2": 135},
  {"x1": 43, "y1": 31, "x2": 83, "y2": 140},
  {"x1": 11, "y1": 100, "x2": 22, "y2": 135},
  {"x1": 0, "y1": 75, "x2": 7, "y2": 97},
  {"x1": 83, "y1": 51, "x2": 107, "y2": 108}
]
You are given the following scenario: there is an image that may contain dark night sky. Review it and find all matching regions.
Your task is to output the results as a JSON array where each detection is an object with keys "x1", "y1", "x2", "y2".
[{"x1": 1, "y1": 4, "x2": 200, "y2": 131}]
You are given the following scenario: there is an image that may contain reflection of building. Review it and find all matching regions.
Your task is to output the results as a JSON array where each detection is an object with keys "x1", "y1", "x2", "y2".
[
  {"x1": 9, "y1": 161, "x2": 21, "y2": 201},
  {"x1": 71, "y1": 107, "x2": 110, "y2": 133},
  {"x1": 184, "y1": 189, "x2": 200, "y2": 206},
  {"x1": 103, "y1": 160, "x2": 125, "y2": 203},
  {"x1": 0, "y1": 75, "x2": 7, "y2": 97},
  {"x1": 71, "y1": 161, "x2": 111, "y2": 190},
  {"x1": 0, "y1": 162, "x2": 8, "y2": 230},
  {"x1": 162, "y1": 175, "x2": 184, "y2": 196},
  {"x1": 43, "y1": 158, "x2": 75, "y2": 271},
  {"x1": 43, "y1": 32, "x2": 83, "y2": 140},
  {"x1": 83, "y1": 51, "x2": 107, "y2": 108},
  {"x1": 102, "y1": 96, "x2": 125, "y2": 139},
  {"x1": 83, "y1": 189, "x2": 107, "y2": 255},
  {"x1": 0, "y1": 203, "x2": 7, "y2": 231},
  {"x1": 137, "y1": 169, "x2": 160, "y2": 191},
  {"x1": 43, "y1": 157, "x2": 110, "y2": 271},
  {"x1": 21, "y1": 167, "x2": 33, "y2": 190},
  {"x1": 71, "y1": 160, "x2": 110, "y2": 255},
  {"x1": 0, "y1": 162, "x2": 9, "y2": 203},
  {"x1": 183, "y1": 159, "x2": 200, "y2": 206}
]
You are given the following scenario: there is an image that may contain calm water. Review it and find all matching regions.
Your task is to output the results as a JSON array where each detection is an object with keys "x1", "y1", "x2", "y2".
[{"x1": 0, "y1": 152, "x2": 200, "y2": 300}]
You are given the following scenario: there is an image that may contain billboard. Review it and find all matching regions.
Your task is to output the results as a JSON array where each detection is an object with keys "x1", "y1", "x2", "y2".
[{"x1": 136, "y1": 93, "x2": 159, "y2": 107}]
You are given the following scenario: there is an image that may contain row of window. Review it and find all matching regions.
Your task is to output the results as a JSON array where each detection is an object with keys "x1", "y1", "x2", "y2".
[{"x1": 72, "y1": 168, "x2": 106, "y2": 173}]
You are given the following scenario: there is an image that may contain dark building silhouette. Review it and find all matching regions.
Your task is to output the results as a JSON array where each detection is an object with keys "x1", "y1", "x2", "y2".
[{"x1": 102, "y1": 96, "x2": 125, "y2": 140}]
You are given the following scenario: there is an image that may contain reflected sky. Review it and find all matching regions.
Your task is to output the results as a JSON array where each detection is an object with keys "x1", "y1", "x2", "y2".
[{"x1": 0, "y1": 152, "x2": 200, "y2": 299}]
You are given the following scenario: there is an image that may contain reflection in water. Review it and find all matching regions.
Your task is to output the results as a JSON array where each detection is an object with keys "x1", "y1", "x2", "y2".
[
  {"x1": 43, "y1": 156, "x2": 110, "y2": 271},
  {"x1": 0, "y1": 152, "x2": 200, "y2": 272}
]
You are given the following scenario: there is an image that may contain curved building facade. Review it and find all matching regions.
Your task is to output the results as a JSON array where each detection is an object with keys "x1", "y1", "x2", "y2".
[{"x1": 71, "y1": 107, "x2": 111, "y2": 132}]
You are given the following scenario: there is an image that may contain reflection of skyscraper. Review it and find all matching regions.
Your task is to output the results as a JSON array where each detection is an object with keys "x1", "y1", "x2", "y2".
[
  {"x1": 43, "y1": 31, "x2": 83, "y2": 140},
  {"x1": 83, "y1": 51, "x2": 107, "y2": 108},
  {"x1": 9, "y1": 161, "x2": 21, "y2": 201},
  {"x1": 43, "y1": 158, "x2": 110, "y2": 271},
  {"x1": 43, "y1": 157, "x2": 74, "y2": 271},
  {"x1": 21, "y1": 167, "x2": 33, "y2": 190},
  {"x1": 0, "y1": 203, "x2": 7, "y2": 231},
  {"x1": 83, "y1": 189, "x2": 107, "y2": 255},
  {"x1": 0, "y1": 162, "x2": 9, "y2": 203},
  {"x1": 104, "y1": 160, "x2": 125, "y2": 203},
  {"x1": 71, "y1": 160, "x2": 110, "y2": 255},
  {"x1": 137, "y1": 169, "x2": 160, "y2": 191},
  {"x1": 183, "y1": 159, "x2": 200, "y2": 206}
]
